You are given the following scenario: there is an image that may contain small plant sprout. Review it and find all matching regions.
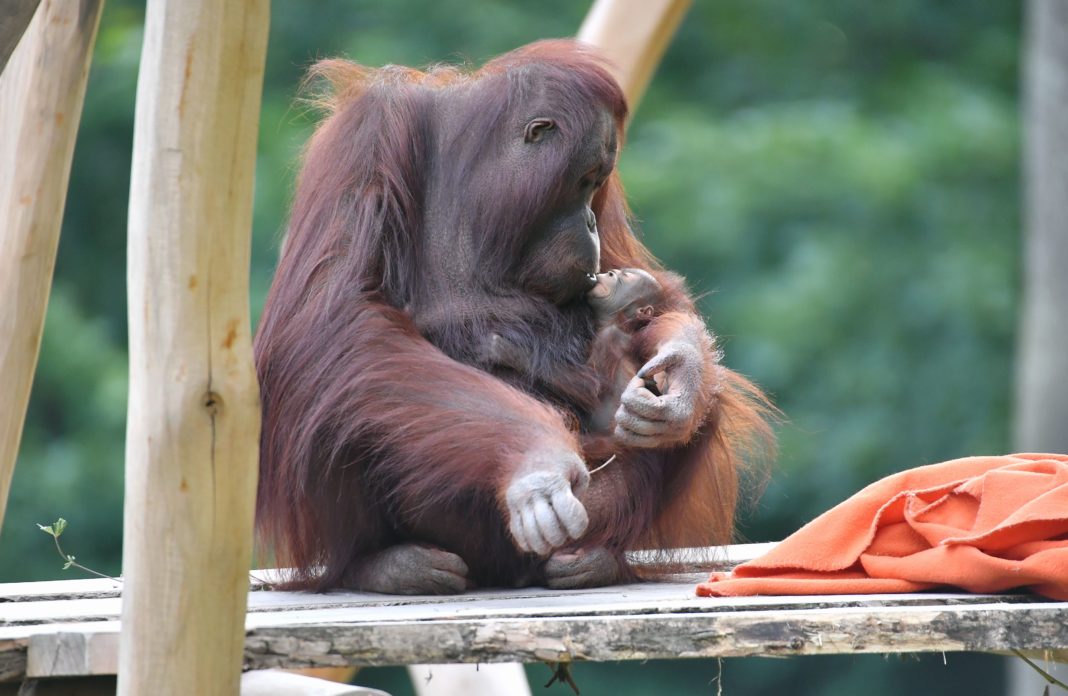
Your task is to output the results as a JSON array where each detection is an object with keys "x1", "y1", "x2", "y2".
[{"x1": 37, "y1": 517, "x2": 120, "y2": 582}]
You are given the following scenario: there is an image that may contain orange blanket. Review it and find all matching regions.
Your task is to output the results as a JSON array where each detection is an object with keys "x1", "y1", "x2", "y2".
[{"x1": 698, "y1": 453, "x2": 1068, "y2": 600}]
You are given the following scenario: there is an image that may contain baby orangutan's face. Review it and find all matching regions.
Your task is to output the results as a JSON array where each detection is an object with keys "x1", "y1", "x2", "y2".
[{"x1": 587, "y1": 268, "x2": 662, "y2": 319}]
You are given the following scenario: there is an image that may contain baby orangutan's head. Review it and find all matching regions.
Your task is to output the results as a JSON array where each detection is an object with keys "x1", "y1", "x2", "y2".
[{"x1": 587, "y1": 268, "x2": 662, "y2": 325}]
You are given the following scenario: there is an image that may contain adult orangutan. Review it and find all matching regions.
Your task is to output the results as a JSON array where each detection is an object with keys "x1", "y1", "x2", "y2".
[{"x1": 254, "y1": 40, "x2": 772, "y2": 594}]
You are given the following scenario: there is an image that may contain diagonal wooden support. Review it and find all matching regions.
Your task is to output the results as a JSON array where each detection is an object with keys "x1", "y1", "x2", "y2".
[
  {"x1": 0, "y1": 0, "x2": 105, "y2": 537},
  {"x1": 578, "y1": 0, "x2": 693, "y2": 115},
  {"x1": 119, "y1": 0, "x2": 268, "y2": 693}
]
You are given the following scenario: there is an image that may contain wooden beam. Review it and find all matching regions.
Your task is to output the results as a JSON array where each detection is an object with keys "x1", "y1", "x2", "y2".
[
  {"x1": 1, "y1": 589, "x2": 1065, "y2": 678},
  {"x1": 118, "y1": 0, "x2": 268, "y2": 693},
  {"x1": 577, "y1": 0, "x2": 692, "y2": 114},
  {"x1": 0, "y1": 0, "x2": 40, "y2": 76},
  {"x1": 0, "y1": 0, "x2": 104, "y2": 536},
  {"x1": 2, "y1": 571, "x2": 1064, "y2": 680},
  {"x1": 28, "y1": 633, "x2": 117, "y2": 678},
  {"x1": 245, "y1": 607, "x2": 1060, "y2": 666}
]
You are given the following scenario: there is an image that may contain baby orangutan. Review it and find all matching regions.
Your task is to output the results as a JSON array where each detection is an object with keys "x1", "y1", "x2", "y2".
[{"x1": 488, "y1": 268, "x2": 668, "y2": 433}]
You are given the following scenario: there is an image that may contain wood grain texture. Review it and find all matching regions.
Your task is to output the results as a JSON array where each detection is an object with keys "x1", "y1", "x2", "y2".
[
  {"x1": 26, "y1": 632, "x2": 117, "y2": 678},
  {"x1": 119, "y1": 0, "x2": 268, "y2": 693},
  {"x1": 1, "y1": 571, "x2": 1065, "y2": 680},
  {"x1": 240, "y1": 601, "x2": 1068, "y2": 668},
  {"x1": 577, "y1": 0, "x2": 692, "y2": 113},
  {"x1": 0, "y1": 639, "x2": 25, "y2": 683},
  {"x1": 0, "y1": 0, "x2": 104, "y2": 536}
]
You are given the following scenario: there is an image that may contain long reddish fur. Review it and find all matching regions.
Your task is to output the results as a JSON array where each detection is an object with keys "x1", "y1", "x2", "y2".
[{"x1": 254, "y1": 40, "x2": 773, "y2": 590}]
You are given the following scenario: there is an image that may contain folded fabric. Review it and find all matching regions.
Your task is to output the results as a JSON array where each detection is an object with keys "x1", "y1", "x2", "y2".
[{"x1": 698, "y1": 453, "x2": 1068, "y2": 600}]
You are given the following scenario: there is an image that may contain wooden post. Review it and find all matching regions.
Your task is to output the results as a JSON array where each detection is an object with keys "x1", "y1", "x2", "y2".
[
  {"x1": 0, "y1": 0, "x2": 104, "y2": 536},
  {"x1": 0, "y1": 0, "x2": 41, "y2": 74},
  {"x1": 1009, "y1": 2, "x2": 1068, "y2": 693},
  {"x1": 118, "y1": 0, "x2": 267, "y2": 693},
  {"x1": 1015, "y1": 0, "x2": 1068, "y2": 455},
  {"x1": 577, "y1": 0, "x2": 693, "y2": 113}
]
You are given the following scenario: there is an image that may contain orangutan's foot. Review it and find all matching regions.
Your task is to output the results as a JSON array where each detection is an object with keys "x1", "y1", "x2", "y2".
[
  {"x1": 542, "y1": 547, "x2": 627, "y2": 589},
  {"x1": 352, "y1": 543, "x2": 469, "y2": 594}
]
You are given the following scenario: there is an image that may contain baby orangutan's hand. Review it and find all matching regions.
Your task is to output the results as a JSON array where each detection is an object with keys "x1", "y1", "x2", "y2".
[{"x1": 614, "y1": 340, "x2": 703, "y2": 448}]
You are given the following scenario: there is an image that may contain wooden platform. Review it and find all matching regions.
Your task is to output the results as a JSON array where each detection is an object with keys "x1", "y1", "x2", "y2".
[{"x1": 2, "y1": 543, "x2": 1067, "y2": 683}]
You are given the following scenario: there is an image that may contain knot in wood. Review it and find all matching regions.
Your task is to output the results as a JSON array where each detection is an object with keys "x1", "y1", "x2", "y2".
[{"x1": 202, "y1": 390, "x2": 223, "y2": 414}]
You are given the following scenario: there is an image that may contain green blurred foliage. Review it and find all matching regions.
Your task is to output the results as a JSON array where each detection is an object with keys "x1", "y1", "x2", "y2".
[{"x1": 0, "y1": 1, "x2": 1020, "y2": 693}]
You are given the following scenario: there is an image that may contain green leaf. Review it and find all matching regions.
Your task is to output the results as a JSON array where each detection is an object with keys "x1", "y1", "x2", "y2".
[
  {"x1": 37, "y1": 523, "x2": 55, "y2": 537},
  {"x1": 54, "y1": 518, "x2": 68, "y2": 537}
]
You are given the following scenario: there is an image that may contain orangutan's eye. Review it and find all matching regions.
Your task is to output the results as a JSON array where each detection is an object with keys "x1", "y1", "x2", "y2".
[{"x1": 524, "y1": 118, "x2": 556, "y2": 143}]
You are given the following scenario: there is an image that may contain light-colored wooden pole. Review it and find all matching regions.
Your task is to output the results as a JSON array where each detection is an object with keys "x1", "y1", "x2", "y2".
[
  {"x1": 1009, "y1": 4, "x2": 1068, "y2": 691},
  {"x1": 0, "y1": 0, "x2": 104, "y2": 536},
  {"x1": 0, "y1": 0, "x2": 41, "y2": 75},
  {"x1": 578, "y1": 0, "x2": 693, "y2": 114},
  {"x1": 1015, "y1": 0, "x2": 1068, "y2": 456},
  {"x1": 118, "y1": 0, "x2": 267, "y2": 692}
]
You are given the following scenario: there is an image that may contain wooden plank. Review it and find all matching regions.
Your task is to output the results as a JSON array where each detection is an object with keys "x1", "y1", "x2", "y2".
[
  {"x1": 0, "y1": 639, "x2": 25, "y2": 683},
  {"x1": 119, "y1": 0, "x2": 268, "y2": 693},
  {"x1": 0, "y1": 578, "x2": 121, "y2": 603},
  {"x1": 0, "y1": 584, "x2": 1046, "y2": 629},
  {"x1": 577, "y1": 0, "x2": 692, "y2": 112},
  {"x1": 626, "y1": 542, "x2": 776, "y2": 571},
  {"x1": 0, "y1": 0, "x2": 105, "y2": 536},
  {"x1": 26, "y1": 632, "x2": 117, "y2": 678},
  {"x1": 5, "y1": 574, "x2": 1043, "y2": 629},
  {"x1": 1, "y1": 593, "x2": 1065, "y2": 680},
  {"x1": 4, "y1": 546, "x2": 1064, "y2": 680},
  {"x1": 0, "y1": 585, "x2": 890, "y2": 626},
  {"x1": 0, "y1": 544, "x2": 776, "y2": 604},
  {"x1": 240, "y1": 602, "x2": 1068, "y2": 667}
]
